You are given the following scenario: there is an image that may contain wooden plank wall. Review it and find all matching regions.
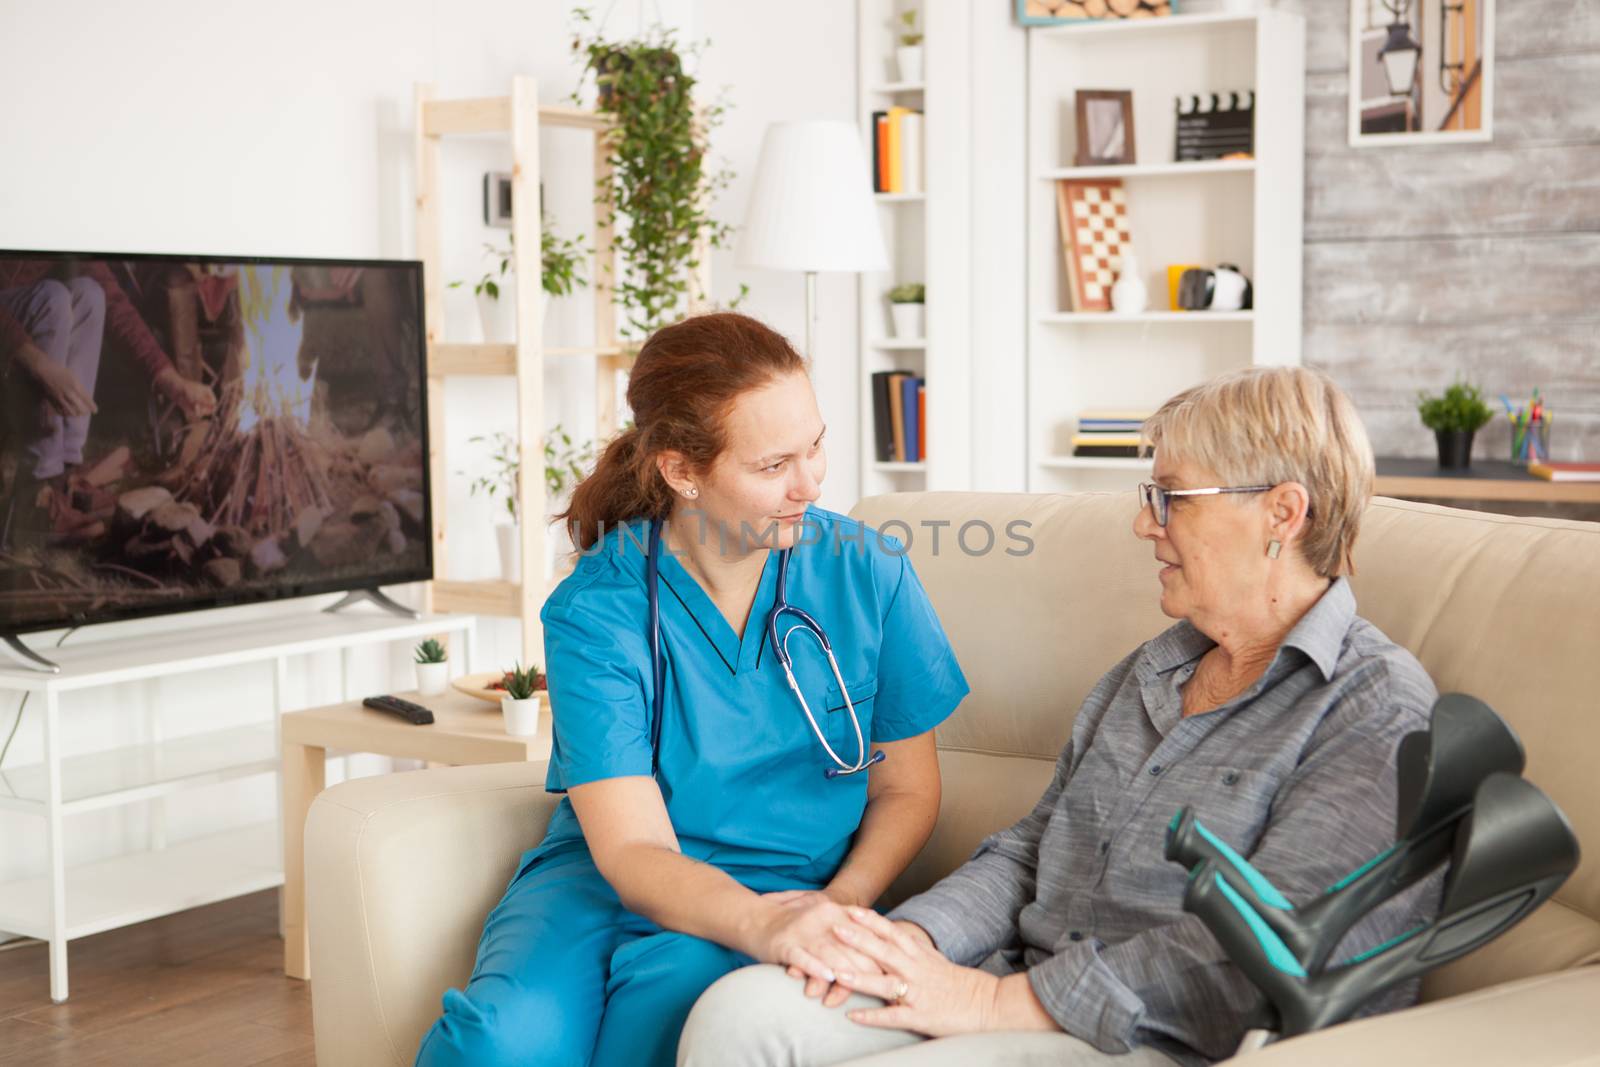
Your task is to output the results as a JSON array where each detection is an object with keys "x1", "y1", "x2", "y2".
[{"x1": 1300, "y1": 0, "x2": 1600, "y2": 462}]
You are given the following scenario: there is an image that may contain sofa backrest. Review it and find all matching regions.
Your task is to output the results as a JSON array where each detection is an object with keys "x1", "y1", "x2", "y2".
[{"x1": 850, "y1": 491, "x2": 1600, "y2": 1001}]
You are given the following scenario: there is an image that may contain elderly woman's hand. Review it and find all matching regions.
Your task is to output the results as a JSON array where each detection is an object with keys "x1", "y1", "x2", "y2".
[{"x1": 829, "y1": 906, "x2": 1008, "y2": 1037}]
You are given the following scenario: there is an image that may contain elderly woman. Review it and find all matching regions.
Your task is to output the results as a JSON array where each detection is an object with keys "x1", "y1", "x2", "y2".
[{"x1": 678, "y1": 366, "x2": 1442, "y2": 1067}]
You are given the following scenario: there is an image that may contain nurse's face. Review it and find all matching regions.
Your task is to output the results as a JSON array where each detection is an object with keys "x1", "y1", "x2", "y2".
[{"x1": 690, "y1": 370, "x2": 827, "y2": 554}]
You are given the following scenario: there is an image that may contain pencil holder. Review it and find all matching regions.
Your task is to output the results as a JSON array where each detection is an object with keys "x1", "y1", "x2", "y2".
[{"x1": 1511, "y1": 416, "x2": 1550, "y2": 464}]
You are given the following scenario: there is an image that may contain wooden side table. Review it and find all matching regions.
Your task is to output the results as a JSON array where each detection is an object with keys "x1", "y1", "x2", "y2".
[{"x1": 281, "y1": 688, "x2": 550, "y2": 980}]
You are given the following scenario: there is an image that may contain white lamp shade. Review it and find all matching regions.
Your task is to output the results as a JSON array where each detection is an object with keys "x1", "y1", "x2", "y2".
[{"x1": 737, "y1": 120, "x2": 888, "y2": 273}]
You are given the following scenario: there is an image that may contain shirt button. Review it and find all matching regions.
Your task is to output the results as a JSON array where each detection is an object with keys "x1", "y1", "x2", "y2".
[
  {"x1": 1149, "y1": 765, "x2": 1164, "y2": 776},
  {"x1": 1099, "y1": 840, "x2": 1110, "y2": 854},
  {"x1": 1223, "y1": 772, "x2": 1239, "y2": 786},
  {"x1": 1069, "y1": 931, "x2": 1083, "y2": 942}
]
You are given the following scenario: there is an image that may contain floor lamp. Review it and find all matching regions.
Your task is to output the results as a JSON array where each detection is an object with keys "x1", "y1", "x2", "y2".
[{"x1": 737, "y1": 120, "x2": 888, "y2": 358}]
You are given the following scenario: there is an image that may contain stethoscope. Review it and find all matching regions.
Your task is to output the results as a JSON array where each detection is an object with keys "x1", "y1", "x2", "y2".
[{"x1": 646, "y1": 518, "x2": 885, "y2": 780}]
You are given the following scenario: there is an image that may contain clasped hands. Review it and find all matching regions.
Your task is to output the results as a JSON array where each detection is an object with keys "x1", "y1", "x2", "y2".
[{"x1": 759, "y1": 889, "x2": 1006, "y2": 1038}]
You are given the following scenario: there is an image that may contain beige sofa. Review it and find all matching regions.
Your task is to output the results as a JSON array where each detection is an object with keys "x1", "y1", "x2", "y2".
[{"x1": 305, "y1": 492, "x2": 1600, "y2": 1065}]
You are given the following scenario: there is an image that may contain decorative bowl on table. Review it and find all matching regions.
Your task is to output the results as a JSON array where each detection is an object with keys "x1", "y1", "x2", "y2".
[{"x1": 452, "y1": 670, "x2": 548, "y2": 705}]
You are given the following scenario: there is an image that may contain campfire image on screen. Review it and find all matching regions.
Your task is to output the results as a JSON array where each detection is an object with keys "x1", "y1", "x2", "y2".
[{"x1": 0, "y1": 256, "x2": 428, "y2": 632}]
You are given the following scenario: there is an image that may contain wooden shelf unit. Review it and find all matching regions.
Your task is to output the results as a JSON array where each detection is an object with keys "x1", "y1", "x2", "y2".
[{"x1": 414, "y1": 78, "x2": 628, "y2": 662}]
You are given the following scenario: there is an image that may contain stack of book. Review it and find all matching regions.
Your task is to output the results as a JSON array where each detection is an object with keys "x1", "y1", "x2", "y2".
[
  {"x1": 1070, "y1": 411, "x2": 1151, "y2": 458},
  {"x1": 871, "y1": 372, "x2": 927, "y2": 463},
  {"x1": 871, "y1": 107, "x2": 924, "y2": 194},
  {"x1": 1529, "y1": 460, "x2": 1600, "y2": 482}
]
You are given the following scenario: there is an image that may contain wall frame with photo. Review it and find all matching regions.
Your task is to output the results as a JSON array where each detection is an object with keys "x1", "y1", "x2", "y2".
[
  {"x1": 1349, "y1": 0, "x2": 1494, "y2": 146},
  {"x1": 1017, "y1": 0, "x2": 1174, "y2": 24},
  {"x1": 1075, "y1": 90, "x2": 1136, "y2": 166}
]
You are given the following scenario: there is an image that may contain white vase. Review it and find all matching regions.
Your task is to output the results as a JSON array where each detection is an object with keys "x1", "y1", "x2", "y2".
[
  {"x1": 895, "y1": 46, "x2": 923, "y2": 83},
  {"x1": 415, "y1": 660, "x2": 449, "y2": 697},
  {"x1": 889, "y1": 303, "x2": 925, "y2": 340},
  {"x1": 495, "y1": 522, "x2": 521, "y2": 584},
  {"x1": 501, "y1": 693, "x2": 542, "y2": 736},
  {"x1": 476, "y1": 288, "x2": 517, "y2": 344},
  {"x1": 1111, "y1": 256, "x2": 1149, "y2": 315}
]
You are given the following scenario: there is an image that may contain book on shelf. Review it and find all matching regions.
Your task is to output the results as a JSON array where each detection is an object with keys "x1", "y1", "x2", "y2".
[
  {"x1": 1529, "y1": 460, "x2": 1600, "y2": 482},
  {"x1": 1071, "y1": 410, "x2": 1151, "y2": 458},
  {"x1": 871, "y1": 371, "x2": 926, "y2": 463},
  {"x1": 902, "y1": 375, "x2": 921, "y2": 463},
  {"x1": 871, "y1": 107, "x2": 924, "y2": 194}
]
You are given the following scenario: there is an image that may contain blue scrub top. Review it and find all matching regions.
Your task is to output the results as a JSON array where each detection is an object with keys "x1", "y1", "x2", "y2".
[{"x1": 527, "y1": 505, "x2": 969, "y2": 889}]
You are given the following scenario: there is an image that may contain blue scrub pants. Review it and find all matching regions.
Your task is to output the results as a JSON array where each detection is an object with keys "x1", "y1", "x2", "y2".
[{"x1": 414, "y1": 850, "x2": 756, "y2": 1067}]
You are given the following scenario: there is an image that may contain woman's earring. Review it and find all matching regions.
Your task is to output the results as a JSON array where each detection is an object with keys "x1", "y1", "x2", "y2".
[
  {"x1": 685, "y1": 487, "x2": 699, "y2": 499},
  {"x1": 1266, "y1": 539, "x2": 1282, "y2": 559}
]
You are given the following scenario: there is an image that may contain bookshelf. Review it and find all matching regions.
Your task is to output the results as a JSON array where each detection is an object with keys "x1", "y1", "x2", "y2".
[
  {"x1": 856, "y1": 0, "x2": 974, "y2": 497},
  {"x1": 1024, "y1": 11, "x2": 1305, "y2": 492}
]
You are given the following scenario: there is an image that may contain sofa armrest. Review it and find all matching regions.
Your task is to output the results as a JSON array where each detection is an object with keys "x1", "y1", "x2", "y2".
[
  {"x1": 1223, "y1": 966, "x2": 1600, "y2": 1067},
  {"x1": 306, "y1": 761, "x2": 560, "y2": 1067}
]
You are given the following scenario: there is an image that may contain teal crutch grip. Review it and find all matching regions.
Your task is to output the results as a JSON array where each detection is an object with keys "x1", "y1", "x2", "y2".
[{"x1": 1166, "y1": 808, "x2": 1293, "y2": 910}]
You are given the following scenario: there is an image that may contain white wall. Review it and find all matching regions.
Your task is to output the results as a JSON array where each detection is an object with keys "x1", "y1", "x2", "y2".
[{"x1": 0, "y1": 0, "x2": 859, "y2": 888}]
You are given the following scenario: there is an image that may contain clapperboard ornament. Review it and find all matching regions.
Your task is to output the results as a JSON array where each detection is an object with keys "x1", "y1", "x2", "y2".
[{"x1": 1174, "y1": 92, "x2": 1254, "y2": 162}]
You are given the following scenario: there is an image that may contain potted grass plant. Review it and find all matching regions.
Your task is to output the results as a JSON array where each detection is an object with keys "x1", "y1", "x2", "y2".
[
  {"x1": 895, "y1": 9, "x2": 924, "y2": 83},
  {"x1": 413, "y1": 639, "x2": 449, "y2": 696},
  {"x1": 1418, "y1": 381, "x2": 1494, "y2": 470},
  {"x1": 887, "y1": 282, "x2": 925, "y2": 340},
  {"x1": 500, "y1": 662, "x2": 546, "y2": 736}
]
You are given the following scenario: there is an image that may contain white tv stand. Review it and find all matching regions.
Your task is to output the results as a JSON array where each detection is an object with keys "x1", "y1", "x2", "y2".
[{"x1": 0, "y1": 607, "x2": 476, "y2": 1002}]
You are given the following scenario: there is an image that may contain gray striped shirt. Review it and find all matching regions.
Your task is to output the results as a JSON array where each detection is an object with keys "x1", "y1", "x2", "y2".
[{"x1": 891, "y1": 578, "x2": 1442, "y2": 1064}]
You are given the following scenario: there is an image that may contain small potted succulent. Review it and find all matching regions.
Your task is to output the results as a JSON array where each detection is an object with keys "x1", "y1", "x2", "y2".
[
  {"x1": 500, "y1": 661, "x2": 547, "y2": 736},
  {"x1": 895, "y1": 9, "x2": 924, "y2": 83},
  {"x1": 1417, "y1": 380, "x2": 1494, "y2": 470},
  {"x1": 413, "y1": 639, "x2": 449, "y2": 696},
  {"x1": 887, "y1": 282, "x2": 925, "y2": 340}
]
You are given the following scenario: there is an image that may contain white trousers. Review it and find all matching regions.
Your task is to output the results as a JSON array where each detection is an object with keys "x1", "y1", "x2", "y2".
[{"x1": 677, "y1": 964, "x2": 1181, "y2": 1067}]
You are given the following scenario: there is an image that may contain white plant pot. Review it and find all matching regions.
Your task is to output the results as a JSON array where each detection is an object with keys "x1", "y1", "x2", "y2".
[
  {"x1": 476, "y1": 289, "x2": 517, "y2": 344},
  {"x1": 415, "y1": 660, "x2": 449, "y2": 697},
  {"x1": 447, "y1": 286, "x2": 483, "y2": 343},
  {"x1": 495, "y1": 522, "x2": 521, "y2": 584},
  {"x1": 889, "y1": 303, "x2": 925, "y2": 340},
  {"x1": 895, "y1": 46, "x2": 924, "y2": 84},
  {"x1": 501, "y1": 693, "x2": 542, "y2": 736}
]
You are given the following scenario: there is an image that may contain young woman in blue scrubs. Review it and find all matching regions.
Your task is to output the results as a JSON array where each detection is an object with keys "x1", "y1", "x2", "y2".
[{"x1": 414, "y1": 313, "x2": 969, "y2": 1067}]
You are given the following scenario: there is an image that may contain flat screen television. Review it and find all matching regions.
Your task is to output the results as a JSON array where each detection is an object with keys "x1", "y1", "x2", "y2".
[{"x1": 0, "y1": 250, "x2": 432, "y2": 641}]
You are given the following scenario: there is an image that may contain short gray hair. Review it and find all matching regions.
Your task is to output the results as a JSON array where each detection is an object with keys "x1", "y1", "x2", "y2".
[{"x1": 1143, "y1": 366, "x2": 1374, "y2": 577}]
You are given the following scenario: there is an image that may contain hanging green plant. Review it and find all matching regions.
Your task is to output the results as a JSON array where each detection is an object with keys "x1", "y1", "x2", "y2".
[{"x1": 571, "y1": 8, "x2": 737, "y2": 338}]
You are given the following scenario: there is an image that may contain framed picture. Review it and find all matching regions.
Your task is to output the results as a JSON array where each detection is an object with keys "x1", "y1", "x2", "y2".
[
  {"x1": 1017, "y1": 0, "x2": 1173, "y2": 25},
  {"x1": 1349, "y1": 0, "x2": 1494, "y2": 146},
  {"x1": 1075, "y1": 90, "x2": 1136, "y2": 167}
]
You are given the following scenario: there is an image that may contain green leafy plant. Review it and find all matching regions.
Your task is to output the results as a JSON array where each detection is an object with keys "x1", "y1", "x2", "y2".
[
  {"x1": 572, "y1": 8, "x2": 737, "y2": 337},
  {"x1": 1417, "y1": 381, "x2": 1494, "y2": 434},
  {"x1": 462, "y1": 427, "x2": 595, "y2": 524},
  {"x1": 898, "y1": 9, "x2": 923, "y2": 47},
  {"x1": 888, "y1": 282, "x2": 925, "y2": 304},
  {"x1": 413, "y1": 639, "x2": 447, "y2": 665},
  {"x1": 501, "y1": 662, "x2": 546, "y2": 700},
  {"x1": 448, "y1": 221, "x2": 590, "y2": 301}
]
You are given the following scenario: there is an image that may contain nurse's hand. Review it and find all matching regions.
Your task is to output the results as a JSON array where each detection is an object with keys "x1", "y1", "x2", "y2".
[{"x1": 751, "y1": 890, "x2": 885, "y2": 1007}]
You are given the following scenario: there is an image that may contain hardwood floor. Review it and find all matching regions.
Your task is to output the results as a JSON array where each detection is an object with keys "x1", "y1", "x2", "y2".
[{"x1": 0, "y1": 890, "x2": 315, "y2": 1066}]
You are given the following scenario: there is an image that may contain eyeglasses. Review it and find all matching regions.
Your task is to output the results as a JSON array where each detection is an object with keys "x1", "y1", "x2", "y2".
[{"x1": 1138, "y1": 482, "x2": 1275, "y2": 527}]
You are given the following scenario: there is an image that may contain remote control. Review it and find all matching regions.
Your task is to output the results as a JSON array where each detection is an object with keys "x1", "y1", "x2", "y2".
[{"x1": 363, "y1": 694, "x2": 435, "y2": 725}]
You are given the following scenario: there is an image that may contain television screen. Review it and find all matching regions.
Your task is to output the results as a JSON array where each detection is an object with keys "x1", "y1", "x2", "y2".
[{"x1": 0, "y1": 250, "x2": 431, "y2": 636}]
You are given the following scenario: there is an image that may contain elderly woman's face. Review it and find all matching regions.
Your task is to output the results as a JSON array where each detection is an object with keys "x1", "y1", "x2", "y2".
[{"x1": 1133, "y1": 453, "x2": 1270, "y2": 624}]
